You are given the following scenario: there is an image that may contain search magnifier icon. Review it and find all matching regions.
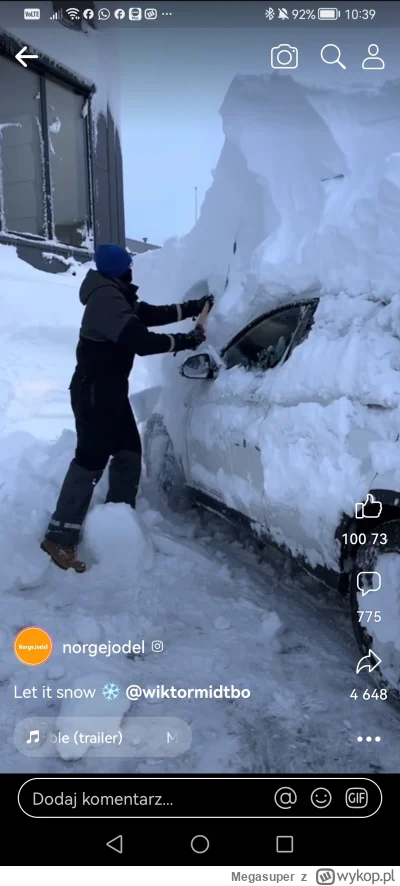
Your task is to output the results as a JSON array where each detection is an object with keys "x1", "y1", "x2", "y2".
[{"x1": 321, "y1": 44, "x2": 346, "y2": 69}]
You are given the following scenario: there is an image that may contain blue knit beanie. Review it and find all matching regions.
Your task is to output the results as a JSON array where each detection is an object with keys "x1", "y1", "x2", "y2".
[{"x1": 95, "y1": 244, "x2": 132, "y2": 278}]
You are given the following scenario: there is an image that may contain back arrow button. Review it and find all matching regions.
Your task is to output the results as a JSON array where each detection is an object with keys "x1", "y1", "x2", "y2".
[
  {"x1": 106, "y1": 835, "x2": 123, "y2": 854},
  {"x1": 15, "y1": 46, "x2": 39, "y2": 68}
]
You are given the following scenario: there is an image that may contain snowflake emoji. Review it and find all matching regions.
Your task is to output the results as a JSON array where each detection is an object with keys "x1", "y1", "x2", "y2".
[{"x1": 102, "y1": 682, "x2": 120, "y2": 701}]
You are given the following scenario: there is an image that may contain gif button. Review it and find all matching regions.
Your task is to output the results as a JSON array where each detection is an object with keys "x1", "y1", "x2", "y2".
[{"x1": 346, "y1": 788, "x2": 368, "y2": 809}]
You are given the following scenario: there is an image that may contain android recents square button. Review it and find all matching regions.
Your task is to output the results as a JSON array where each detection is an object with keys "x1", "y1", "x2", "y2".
[{"x1": 276, "y1": 836, "x2": 294, "y2": 853}]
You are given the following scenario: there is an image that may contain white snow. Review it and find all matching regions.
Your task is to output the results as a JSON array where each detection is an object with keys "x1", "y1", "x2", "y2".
[
  {"x1": 49, "y1": 118, "x2": 61, "y2": 134},
  {"x1": 0, "y1": 246, "x2": 149, "y2": 440},
  {"x1": 84, "y1": 502, "x2": 156, "y2": 583},
  {"x1": 1, "y1": 63, "x2": 400, "y2": 774},
  {"x1": 132, "y1": 73, "x2": 400, "y2": 572},
  {"x1": 0, "y1": 243, "x2": 398, "y2": 775}
]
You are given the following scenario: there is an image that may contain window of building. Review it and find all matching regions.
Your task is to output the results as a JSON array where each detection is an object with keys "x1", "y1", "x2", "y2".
[
  {"x1": 46, "y1": 79, "x2": 90, "y2": 247},
  {"x1": 0, "y1": 58, "x2": 44, "y2": 237},
  {"x1": 0, "y1": 52, "x2": 92, "y2": 248}
]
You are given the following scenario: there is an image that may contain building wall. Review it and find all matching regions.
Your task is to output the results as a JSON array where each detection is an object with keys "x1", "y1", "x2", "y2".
[{"x1": 0, "y1": 11, "x2": 125, "y2": 274}]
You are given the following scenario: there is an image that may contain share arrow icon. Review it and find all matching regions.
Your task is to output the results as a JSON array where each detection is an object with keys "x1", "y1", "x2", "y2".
[{"x1": 356, "y1": 649, "x2": 382, "y2": 674}]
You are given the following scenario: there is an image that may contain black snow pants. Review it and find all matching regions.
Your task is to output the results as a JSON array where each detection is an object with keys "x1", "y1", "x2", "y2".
[{"x1": 45, "y1": 371, "x2": 142, "y2": 546}]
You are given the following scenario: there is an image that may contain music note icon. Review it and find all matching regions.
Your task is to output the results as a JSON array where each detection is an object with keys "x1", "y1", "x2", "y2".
[{"x1": 27, "y1": 730, "x2": 40, "y2": 744}]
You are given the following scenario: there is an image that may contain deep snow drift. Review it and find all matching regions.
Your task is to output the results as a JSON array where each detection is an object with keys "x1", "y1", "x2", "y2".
[
  {"x1": 0, "y1": 245, "x2": 397, "y2": 774},
  {"x1": 132, "y1": 72, "x2": 400, "y2": 572},
  {"x1": 0, "y1": 385, "x2": 398, "y2": 774},
  {"x1": 0, "y1": 248, "x2": 149, "y2": 440},
  {"x1": 134, "y1": 74, "x2": 400, "y2": 335},
  {"x1": 1, "y1": 69, "x2": 400, "y2": 773}
]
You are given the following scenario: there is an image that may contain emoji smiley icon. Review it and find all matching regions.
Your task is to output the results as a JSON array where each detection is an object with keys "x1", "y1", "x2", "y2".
[{"x1": 311, "y1": 787, "x2": 332, "y2": 809}]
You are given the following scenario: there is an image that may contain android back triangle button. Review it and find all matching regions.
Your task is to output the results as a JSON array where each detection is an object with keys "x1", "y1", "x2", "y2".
[{"x1": 106, "y1": 835, "x2": 123, "y2": 854}]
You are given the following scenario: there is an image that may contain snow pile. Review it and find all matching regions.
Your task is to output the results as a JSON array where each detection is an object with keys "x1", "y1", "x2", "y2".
[
  {"x1": 0, "y1": 421, "x2": 287, "y2": 770},
  {"x1": 0, "y1": 246, "x2": 85, "y2": 438},
  {"x1": 133, "y1": 72, "x2": 400, "y2": 339},
  {"x1": 0, "y1": 249, "x2": 287, "y2": 770},
  {"x1": 1, "y1": 419, "x2": 396, "y2": 773},
  {"x1": 84, "y1": 502, "x2": 156, "y2": 586},
  {"x1": 0, "y1": 245, "x2": 151, "y2": 439},
  {"x1": 131, "y1": 72, "x2": 400, "y2": 569}
]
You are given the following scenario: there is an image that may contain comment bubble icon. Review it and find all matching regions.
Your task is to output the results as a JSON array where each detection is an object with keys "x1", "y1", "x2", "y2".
[{"x1": 357, "y1": 571, "x2": 381, "y2": 595}]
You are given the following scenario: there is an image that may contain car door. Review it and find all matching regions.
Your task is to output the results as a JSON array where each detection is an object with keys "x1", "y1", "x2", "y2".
[
  {"x1": 185, "y1": 301, "x2": 317, "y2": 524},
  {"x1": 221, "y1": 302, "x2": 317, "y2": 524}
]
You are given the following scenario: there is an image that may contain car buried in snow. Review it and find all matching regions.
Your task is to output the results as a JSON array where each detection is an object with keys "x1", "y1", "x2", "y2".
[{"x1": 142, "y1": 294, "x2": 400, "y2": 705}]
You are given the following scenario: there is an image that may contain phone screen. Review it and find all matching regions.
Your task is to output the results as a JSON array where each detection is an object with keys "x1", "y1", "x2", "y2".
[{"x1": 0, "y1": 0, "x2": 399, "y2": 871}]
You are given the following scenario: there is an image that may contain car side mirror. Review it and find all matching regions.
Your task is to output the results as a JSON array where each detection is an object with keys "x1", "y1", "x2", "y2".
[{"x1": 180, "y1": 353, "x2": 217, "y2": 379}]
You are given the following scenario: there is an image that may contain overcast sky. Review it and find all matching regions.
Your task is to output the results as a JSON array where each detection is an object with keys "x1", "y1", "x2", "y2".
[{"x1": 120, "y1": 25, "x2": 399, "y2": 246}]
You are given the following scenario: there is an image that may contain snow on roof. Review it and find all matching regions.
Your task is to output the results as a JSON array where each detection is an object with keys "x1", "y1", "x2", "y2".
[
  {"x1": 133, "y1": 71, "x2": 400, "y2": 337},
  {"x1": 1, "y1": 1, "x2": 123, "y2": 126}
]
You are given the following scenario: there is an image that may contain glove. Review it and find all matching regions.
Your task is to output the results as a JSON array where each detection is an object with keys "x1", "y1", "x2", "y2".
[
  {"x1": 172, "y1": 325, "x2": 206, "y2": 354},
  {"x1": 181, "y1": 294, "x2": 215, "y2": 321}
]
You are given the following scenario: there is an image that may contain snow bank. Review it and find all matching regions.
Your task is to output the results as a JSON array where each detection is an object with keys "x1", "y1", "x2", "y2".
[
  {"x1": 0, "y1": 245, "x2": 83, "y2": 438},
  {"x1": 84, "y1": 503, "x2": 156, "y2": 586},
  {"x1": 131, "y1": 71, "x2": 400, "y2": 570},
  {"x1": 133, "y1": 72, "x2": 400, "y2": 338},
  {"x1": 0, "y1": 245, "x2": 150, "y2": 438},
  {"x1": 0, "y1": 243, "x2": 284, "y2": 771},
  {"x1": 0, "y1": 421, "x2": 286, "y2": 769}
]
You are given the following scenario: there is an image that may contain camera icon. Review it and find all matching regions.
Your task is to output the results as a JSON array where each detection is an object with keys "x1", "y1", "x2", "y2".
[
  {"x1": 151, "y1": 640, "x2": 164, "y2": 652},
  {"x1": 271, "y1": 44, "x2": 299, "y2": 69}
]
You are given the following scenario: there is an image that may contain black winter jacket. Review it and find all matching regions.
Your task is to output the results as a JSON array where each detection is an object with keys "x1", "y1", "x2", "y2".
[{"x1": 75, "y1": 270, "x2": 191, "y2": 380}]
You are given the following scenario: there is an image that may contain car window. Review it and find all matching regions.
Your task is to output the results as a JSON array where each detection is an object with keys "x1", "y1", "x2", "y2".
[{"x1": 224, "y1": 305, "x2": 308, "y2": 371}]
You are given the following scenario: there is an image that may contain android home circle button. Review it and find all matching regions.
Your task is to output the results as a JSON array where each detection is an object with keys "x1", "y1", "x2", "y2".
[{"x1": 190, "y1": 835, "x2": 210, "y2": 854}]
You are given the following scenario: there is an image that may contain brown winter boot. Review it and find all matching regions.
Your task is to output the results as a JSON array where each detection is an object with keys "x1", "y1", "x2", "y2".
[{"x1": 41, "y1": 538, "x2": 86, "y2": 573}]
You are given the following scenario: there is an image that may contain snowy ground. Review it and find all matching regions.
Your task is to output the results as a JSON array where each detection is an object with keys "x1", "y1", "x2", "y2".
[
  {"x1": 0, "y1": 408, "x2": 398, "y2": 774},
  {"x1": 2, "y1": 469, "x2": 400, "y2": 774}
]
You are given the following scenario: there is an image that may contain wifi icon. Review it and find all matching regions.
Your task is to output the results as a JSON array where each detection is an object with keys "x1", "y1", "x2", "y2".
[{"x1": 66, "y1": 7, "x2": 80, "y2": 19}]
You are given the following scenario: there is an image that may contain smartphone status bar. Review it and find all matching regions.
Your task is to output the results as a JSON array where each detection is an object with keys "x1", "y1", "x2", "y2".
[{"x1": 7, "y1": 2, "x2": 400, "y2": 29}]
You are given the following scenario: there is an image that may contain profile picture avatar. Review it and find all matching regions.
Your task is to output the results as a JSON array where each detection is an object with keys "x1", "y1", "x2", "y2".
[{"x1": 271, "y1": 44, "x2": 298, "y2": 69}]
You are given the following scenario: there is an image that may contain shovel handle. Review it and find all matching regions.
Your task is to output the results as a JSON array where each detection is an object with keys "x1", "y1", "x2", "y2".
[{"x1": 197, "y1": 299, "x2": 212, "y2": 329}]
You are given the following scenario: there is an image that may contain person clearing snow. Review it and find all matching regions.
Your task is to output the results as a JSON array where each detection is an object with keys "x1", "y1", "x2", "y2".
[{"x1": 41, "y1": 243, "x2": 212, "y2": 573}]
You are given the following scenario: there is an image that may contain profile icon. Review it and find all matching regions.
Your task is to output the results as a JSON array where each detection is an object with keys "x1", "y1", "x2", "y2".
[{"x1": 362, "y1": 44, "x2": 385, "y2": 70}]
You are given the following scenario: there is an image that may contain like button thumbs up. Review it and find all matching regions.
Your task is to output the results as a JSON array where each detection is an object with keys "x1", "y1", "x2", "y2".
[{"x1": 355, "y1": 494, "x2": 383, "y2": 519}]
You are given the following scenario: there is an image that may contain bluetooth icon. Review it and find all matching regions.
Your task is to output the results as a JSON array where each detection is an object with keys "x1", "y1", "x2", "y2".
[{"x1": 265, "y1": 7, "x2": 275, "y2": 19}]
